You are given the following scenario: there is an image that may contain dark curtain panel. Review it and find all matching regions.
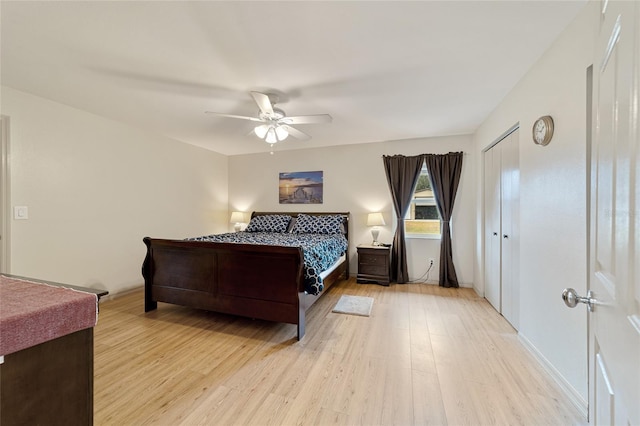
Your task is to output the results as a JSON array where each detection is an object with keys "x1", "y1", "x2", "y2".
[
  {"x1": 424, "y1": 152, "x2": 463, "y2": 287},
  {"x1": 383, "y1": 155, "x2": 425, "y2": 283}
]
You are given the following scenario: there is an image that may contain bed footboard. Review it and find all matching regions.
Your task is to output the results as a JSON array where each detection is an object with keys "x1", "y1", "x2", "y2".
[
  {"x1": 142, "y1": 237, "x2": 310, "y2": 337},
  {"x1": 142, "y1": 211, "x2": 350, "y2": 340}
]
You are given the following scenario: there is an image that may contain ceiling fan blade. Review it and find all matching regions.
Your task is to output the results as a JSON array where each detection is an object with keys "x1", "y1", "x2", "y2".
[
  {"x1": 205, "y1": 111, "x2": 264, "y2": 122},
  {"x1": 281, "y1": 114, "x2": 332, "y2": 125},
  {"x1": 250, "y1": 92, "x2": 274, "y2": 116},
  {"x1": 280, "y1": 125, "x2": 311, "y2": 141}
]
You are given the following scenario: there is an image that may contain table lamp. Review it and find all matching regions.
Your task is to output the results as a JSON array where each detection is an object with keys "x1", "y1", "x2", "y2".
[
  {"x1": 230, "y1": 211, "x2": 244, "y2": 232},
  {"x1": 367, "y1": 212, "x2": 386, "y2": 245}
]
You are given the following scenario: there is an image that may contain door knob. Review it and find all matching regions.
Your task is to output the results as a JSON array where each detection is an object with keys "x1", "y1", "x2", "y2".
[
  {"x1": 493, "y1": 232, "x2": 498, "y2": 236},
  {"x1": 562, "y1": 288, "x2": 595, "y2": 312},
  {"x1": 503, "y1": 234, "x2": 509, "y2": 239}
]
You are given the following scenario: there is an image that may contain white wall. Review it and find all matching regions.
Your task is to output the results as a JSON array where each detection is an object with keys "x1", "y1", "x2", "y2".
[
  {"x1": 473, "y1": 1, "x2": 595, "y2": 408},
  {"x1": 1, "y1": 87, "x2": 229, "y2": 295},
  {"x1": 228, "y1": 135, "x2": 475, "y2": 286}
]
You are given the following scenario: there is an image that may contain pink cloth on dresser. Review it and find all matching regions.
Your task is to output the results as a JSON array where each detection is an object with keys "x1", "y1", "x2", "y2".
[{"x1": 0, "y1": 276, "x2": 98, "y2": 356}]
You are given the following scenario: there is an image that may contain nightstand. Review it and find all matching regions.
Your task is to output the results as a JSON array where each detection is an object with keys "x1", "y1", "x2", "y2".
[{"x1": 357, "y1": 244, "x2": 391, "y2": 286}]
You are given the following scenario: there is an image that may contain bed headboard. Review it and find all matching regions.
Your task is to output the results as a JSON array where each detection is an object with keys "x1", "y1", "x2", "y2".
[{"x1": 251, "y1": 211, "x2": 350, "y2": 242}]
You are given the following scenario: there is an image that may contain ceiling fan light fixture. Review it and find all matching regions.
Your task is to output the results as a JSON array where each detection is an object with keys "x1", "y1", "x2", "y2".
[
  {"x1": 254, "y1": 124, "x2": 269, "y2": 139},
  {"x1": 275, "y1": 125, "x2": 289, "y2": 141},
  {"x1": 265, "y1": 127, "x2": 278, "y2": 144},
  {"x1": 207, "y1": 91, "x2": 330, "y2": 147}
]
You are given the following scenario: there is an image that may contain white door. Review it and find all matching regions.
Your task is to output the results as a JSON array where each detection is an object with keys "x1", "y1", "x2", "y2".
[
  {"x1": 500, "y1": 129, "x2": 519, "y2": 330},
  {"x1": 484, "y1": 141, "x2": 501, "y2": 311},
  {"x1": 582, "y1": 1, "x2": 640, "y2": 424},
  {"x1": 484, "y1": 129, "x2": 520, "y2": 330}
]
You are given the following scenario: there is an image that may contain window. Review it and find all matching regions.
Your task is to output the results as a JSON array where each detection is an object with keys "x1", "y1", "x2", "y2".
[{"x1": 405, "y1": 165, "x2": 441, "y2": 237}]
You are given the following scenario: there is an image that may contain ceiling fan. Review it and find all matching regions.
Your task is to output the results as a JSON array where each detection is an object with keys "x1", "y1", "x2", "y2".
[{"x1": 205, "y1": 91, "x2": 332, "y2": 145}]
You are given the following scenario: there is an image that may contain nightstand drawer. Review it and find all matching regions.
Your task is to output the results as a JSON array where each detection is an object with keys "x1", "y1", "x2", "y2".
[
  {"x1": 359, "y1": 255, "x2": 385, "y2": 266},
  {"x1": 359, "y1": 263, "x2": 387, "y2": 276}
]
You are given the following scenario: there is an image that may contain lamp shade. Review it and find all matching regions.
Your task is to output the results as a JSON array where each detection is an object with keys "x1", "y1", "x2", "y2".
[
  {"x1": 254, "y1": 124, "x2": 269, "y2": 139},
  {"x1": 230, "y1": 211, "x2": 244, "y2": 223},
  {"x1": 367, "y1": 212, "x2": 386, "y2": 227},
  {"x1": 265, "y1": 127, "x2": 277, "y2": 144},
  {"x1": 275, "y1": 126, "x2": 289, "y2": 141}
]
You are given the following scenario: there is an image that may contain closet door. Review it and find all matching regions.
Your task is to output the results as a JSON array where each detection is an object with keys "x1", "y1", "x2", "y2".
[
  {"x1": 484, "y1": 142, "x2": 501, "y2": 311},
  {"x1": 500, "y1": 129, "x2": 519, "y2": 329},
  {"x1": 484, "y1": 129, "x2": 520, "y2": 329}
]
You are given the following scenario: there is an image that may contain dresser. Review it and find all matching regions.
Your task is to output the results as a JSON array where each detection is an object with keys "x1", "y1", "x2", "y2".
[
  {"x1": 1, "y1": 274, "x2": 108, "y2": 426},
  {"x1": 356, "y1": 244, "x2": 391, "y2": 286}
]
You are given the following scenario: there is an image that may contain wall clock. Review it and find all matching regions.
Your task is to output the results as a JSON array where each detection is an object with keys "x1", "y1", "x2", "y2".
[{"x1": 532, "y1": 115, "x2": 554, "y2": 146}]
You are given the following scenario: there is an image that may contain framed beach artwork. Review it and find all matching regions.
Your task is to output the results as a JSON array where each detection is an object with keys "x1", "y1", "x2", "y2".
[{"x1": 279, "y1": 171, "x2": 323, "y2": 204}]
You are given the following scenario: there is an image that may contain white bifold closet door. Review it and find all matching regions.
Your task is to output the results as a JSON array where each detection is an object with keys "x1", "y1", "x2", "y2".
[
  {"x1": 484, "y1": 128, "x2": 520, "y2": 330},
  {"x1": 484, "y1": 138, "x2": 502, "y2": 312}
]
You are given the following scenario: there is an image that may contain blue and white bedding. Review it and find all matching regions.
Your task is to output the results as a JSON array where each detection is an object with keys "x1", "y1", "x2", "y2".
[{"x1": 187, "y1": 232, "x2": 348, "y2": 295}]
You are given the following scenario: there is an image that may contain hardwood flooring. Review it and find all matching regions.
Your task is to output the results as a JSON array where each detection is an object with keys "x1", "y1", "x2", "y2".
[{"x1": 94, "y1": 278, "x2": 586, "y2": 425}]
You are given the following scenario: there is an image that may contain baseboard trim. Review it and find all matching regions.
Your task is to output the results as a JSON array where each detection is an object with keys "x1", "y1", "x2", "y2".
[
  {"x1": 100, "y1": 283, "x2": 144, "y2": 302},
  {"x1": 349, "y1": 272, "x2": 473, "y2": 288},
  {"x1": 518, "y1": 333, "x2": 588, "y2": 419}
]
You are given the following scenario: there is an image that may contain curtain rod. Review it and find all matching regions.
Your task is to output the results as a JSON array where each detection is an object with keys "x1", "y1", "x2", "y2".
[{"x1": 381, "y1": 152, "x2": 467, "y2": 158}]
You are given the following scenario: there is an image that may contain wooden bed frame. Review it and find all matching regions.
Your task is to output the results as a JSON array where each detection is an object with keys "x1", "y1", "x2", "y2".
[{"x1": 142, "y1": 212, "x2": 350, "y2": 340}]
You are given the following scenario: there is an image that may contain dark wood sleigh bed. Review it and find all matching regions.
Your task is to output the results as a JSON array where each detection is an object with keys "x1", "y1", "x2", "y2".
[{"x1": 142, "y1": 212, "x2": 350, "y2": 340}]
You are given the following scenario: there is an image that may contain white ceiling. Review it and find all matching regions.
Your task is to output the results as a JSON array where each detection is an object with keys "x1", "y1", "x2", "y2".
[{"x1": 1, "y1": 1, "x2": 586, "y2": 156}]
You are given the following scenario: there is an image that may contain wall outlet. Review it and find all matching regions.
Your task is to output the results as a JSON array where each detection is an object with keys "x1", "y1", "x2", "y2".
[{"x1": 428, "y1": 258, "x2": 435, "y2": 266}]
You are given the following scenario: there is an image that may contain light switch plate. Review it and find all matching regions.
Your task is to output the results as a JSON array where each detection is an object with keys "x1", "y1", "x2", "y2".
[{"x1": 14, "y1": 206, "x2": 28, "y2": 220}]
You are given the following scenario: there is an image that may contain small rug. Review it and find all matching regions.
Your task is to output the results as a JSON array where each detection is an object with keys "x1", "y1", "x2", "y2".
[{"x1": 332, "y1": 295, "x2": 374, "y2": 317}]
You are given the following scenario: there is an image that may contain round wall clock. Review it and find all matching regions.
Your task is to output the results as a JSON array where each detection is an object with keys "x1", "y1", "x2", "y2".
[{"x1": 532, "y1": 115, "x2": 554, "y2": 146}]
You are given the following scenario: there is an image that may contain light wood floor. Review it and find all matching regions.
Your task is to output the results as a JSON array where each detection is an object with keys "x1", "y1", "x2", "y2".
[{"x1": 94, "y1": 278, "x2": 586, "y2": 425}]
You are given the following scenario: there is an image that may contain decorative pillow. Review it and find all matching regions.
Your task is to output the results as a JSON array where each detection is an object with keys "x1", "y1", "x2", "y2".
[
  {"x1": 292, "y1": 214, "x2": 344, "y2": 234},
  {"x1": 245, "y1": 214, "x2": 292, "y2": 233}
]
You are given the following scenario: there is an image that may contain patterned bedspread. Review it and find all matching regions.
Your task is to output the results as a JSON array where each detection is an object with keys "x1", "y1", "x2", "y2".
[{"x1": 187, "y1": 232, "x2": 348, "y2": 295}]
